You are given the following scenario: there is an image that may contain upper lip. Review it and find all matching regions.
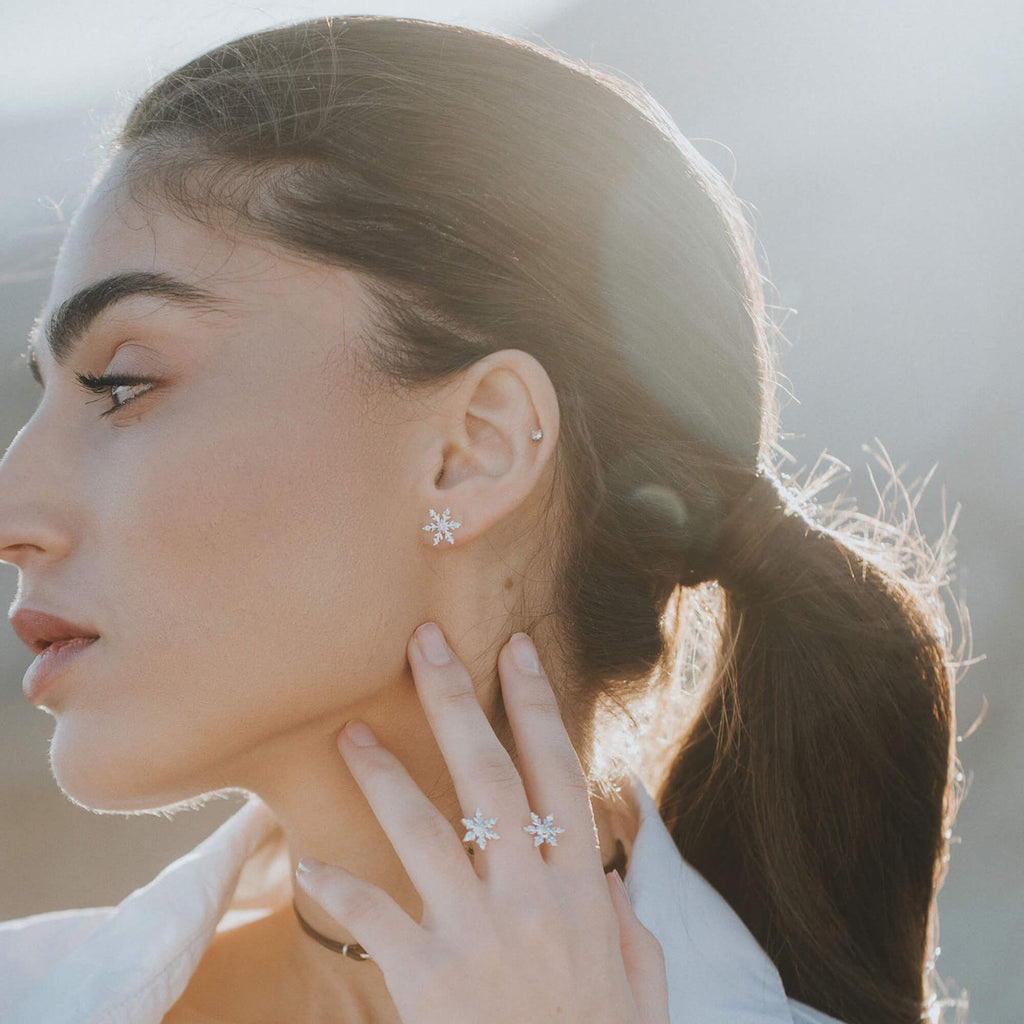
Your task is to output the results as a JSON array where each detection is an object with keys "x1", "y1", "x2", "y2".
[{"x1": 9, "y1": 608, "x2": 100, "y2": 655}]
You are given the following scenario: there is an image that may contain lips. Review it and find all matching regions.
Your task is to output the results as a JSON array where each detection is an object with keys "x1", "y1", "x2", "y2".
[{"x1": 9, "y1": 608, "x2": 101, "y2": 655}]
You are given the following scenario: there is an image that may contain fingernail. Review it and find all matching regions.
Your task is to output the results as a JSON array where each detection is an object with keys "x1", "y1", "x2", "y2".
[
  {"x1": 344, "y1": 720, "x2": 378, "y2": 747},
  {"x1": 510, "y1": 632, "x2": 540, "y2": 674},
  {"x1": 416, "y1": 622, "x2": 451, "y2": 666},
  {"x1": 296, "y1": 856, "x2": 324, "y2": 876},
  {"x1": 602, "y1": 868, "x2": 626, "y2": 909}
]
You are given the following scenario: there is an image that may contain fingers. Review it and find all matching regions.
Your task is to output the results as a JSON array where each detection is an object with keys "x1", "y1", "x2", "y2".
[
  {"x1": 407, "y1": 623, "x2": 601, "y2": 873},
  {"x1": 342, "y1": 621, "x2": 605, "y2": 896},
  {"x1": 606, "y1": 871, "x2": 672, "y2": 1023},
  {"x1": 337, "y1": 720, "x2": 477, "y2": 905},
  {"x1": 302, "y1": 622, "x2": 658, "y2": 1018},
  {"x1": 294, "y1": 857, "x2": 424, "y2": 968}
]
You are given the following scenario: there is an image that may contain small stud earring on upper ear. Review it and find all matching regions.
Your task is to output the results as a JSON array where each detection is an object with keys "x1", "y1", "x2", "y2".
[{"x1": 530, "y1": 428, "x2": 543, "y2": 442}]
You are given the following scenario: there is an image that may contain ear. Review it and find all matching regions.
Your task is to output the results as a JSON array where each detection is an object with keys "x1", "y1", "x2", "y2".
[{"x1": 417, "y1": 349, "x2": 559, "y2": 548}]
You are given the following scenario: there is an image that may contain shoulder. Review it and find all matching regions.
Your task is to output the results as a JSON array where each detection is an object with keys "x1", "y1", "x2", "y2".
[
  {"x1": 0, "y1": 907, "x2": 113, "y2": 1013},
  {"x1": 0, "y1": 904, "x2": 113, "y2": 958},
  {"x1": 0, "y1": 796, "x2": 283, "y2": 1023},
  {"x1": 161, "y1": 1002, "x2": 235, "y2": 1024},
  {"x1": 623, "y1": 775, "x2": 849, "y2": 1024}
]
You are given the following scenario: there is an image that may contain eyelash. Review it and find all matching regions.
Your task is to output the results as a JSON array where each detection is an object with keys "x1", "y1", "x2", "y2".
[{"x1": 75, "y1": 372, "x2": 158, "y2": 417}]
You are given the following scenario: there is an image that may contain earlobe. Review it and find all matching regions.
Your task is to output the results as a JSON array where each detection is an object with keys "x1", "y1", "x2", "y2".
[{"x1": 422, "y1": 507, "x2": 463, "y2": 546}]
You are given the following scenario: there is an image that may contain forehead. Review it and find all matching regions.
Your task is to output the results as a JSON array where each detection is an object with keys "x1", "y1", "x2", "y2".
[
  {"x1": 35, "y1": 164, "x2": 373, "y2": 376},
  {"x1": 51, "y1": 166, "x2": 307, "y2": 305}
]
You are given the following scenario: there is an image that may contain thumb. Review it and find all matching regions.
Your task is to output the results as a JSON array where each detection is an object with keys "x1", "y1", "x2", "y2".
[{"x1": 606, "y1": 870, "x2": 671, "y2": 1023}]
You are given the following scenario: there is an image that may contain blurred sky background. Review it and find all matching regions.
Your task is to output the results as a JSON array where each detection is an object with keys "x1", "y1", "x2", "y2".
[{"x1": 1, "y1": 1, "x2": 1021, "y2": 1020}]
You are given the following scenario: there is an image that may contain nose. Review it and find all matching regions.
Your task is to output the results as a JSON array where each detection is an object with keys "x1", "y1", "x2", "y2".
[{"x1": 0, "y1": 414, "x2": 76, "y2": 569}]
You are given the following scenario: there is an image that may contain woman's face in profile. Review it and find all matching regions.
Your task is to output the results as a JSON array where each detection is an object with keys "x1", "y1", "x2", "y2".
[{"x1": 1, "y1": 165, "x2": 432, "y2": 810}]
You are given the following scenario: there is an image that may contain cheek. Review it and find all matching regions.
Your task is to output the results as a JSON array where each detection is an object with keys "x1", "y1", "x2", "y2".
[
  {"x1": 55, "y1": 422, "x2": 406, "y2": 810},
  {"x1": 95, "y1": 401, "x2": 404, "y2": 713}
]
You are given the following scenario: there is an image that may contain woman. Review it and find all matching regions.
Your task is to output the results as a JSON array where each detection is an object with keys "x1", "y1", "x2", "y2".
[{"x1": 0, "y1": 15, "x2": 961, "y2": 1024}]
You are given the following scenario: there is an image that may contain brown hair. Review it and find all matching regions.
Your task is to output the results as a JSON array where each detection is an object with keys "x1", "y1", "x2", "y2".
[{"x1": 113, "y1": 17, "x2": 963, "y2": 1023}]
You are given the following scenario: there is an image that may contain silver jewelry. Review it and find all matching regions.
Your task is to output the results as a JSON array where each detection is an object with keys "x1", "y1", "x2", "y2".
[
  {"x1": 523, "y1": 812, "x2": 565, "y2": 847},
  {"x1": 292, "y1": 900, "x2": 372, "y2": 960},
  {"x1": 530, "y1": 427, "x2": 543, "y2": 442},
  {"x1": 462, "y1": 808, "x2": 501, "y2": 849},
  {"x1": 422, "y1": 507, "x2": 462, "y2": 545}
]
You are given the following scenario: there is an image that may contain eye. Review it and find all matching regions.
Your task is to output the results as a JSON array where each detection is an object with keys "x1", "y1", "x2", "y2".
[{"x1": 75, "y1": 372, "x2": 158, "y2": 418}]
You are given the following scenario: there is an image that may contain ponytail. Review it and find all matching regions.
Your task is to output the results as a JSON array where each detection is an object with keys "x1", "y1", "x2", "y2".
[{"x1": 658, "y1": 464, "x2": 957, "y2": 1024}]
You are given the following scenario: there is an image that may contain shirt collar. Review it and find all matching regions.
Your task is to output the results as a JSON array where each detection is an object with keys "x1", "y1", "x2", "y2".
[
  {"x1": 9, "y1": 776, "x2": 822, "y2": 1024},
  {"x1": 621, "y1": 772, "x2": 799, "y2": 1023}
]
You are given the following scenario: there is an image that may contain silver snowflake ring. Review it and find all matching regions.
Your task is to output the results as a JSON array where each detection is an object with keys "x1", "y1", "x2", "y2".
[
  {"x1": 523, "y1": 811, "x2": 566, "y2": 847},
  {"x1": 461, "y1": 808, "x2": 500, "y2": 850},
  {"x1": 422, "y1": 507, "x2": 462, "y2": 545}
]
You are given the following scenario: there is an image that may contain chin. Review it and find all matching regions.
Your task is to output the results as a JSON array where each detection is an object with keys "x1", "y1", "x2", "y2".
[{"x1": 46, "y1": 719, "x2": 218, "y2": 817}]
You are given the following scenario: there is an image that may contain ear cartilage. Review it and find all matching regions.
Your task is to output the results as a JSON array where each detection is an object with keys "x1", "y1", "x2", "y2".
[{"x1": 422, "y1": 507, "x2": 462, "y2": 545}]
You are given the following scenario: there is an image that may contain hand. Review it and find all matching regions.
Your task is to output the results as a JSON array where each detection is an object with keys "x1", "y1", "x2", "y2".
[{"x1": 294, "y1": 622, "x2": 671, "y2": 1024}]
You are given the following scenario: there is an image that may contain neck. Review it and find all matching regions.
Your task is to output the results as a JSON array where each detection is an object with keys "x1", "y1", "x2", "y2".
[{"x1": 192, "y1": 629, "x2": 628, "y2": 1022}]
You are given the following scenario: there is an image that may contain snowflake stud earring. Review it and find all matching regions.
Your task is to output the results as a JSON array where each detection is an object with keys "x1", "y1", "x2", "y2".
[
  {"x1": 422, "y1": 507, "x2": 462, "y2": 546},
  {"x1": 462, "y1": 809, "x2": 500, "y2": 850},
  {"x1": 523, "y1": 812, "x2": 565, "y2": 847}
]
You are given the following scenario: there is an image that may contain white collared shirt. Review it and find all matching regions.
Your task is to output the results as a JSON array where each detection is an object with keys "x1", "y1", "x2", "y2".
[{"x1": 0, "y1": 777, "x2": 844, "y2": 1023}]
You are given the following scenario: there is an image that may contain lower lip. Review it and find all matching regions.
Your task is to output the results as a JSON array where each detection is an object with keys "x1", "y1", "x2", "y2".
[{"x1": 23, "y1": 637, "x2": 99, "y2": 704}]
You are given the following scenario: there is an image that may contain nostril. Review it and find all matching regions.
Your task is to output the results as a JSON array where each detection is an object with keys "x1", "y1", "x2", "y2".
[{"x1": 0, "y1": 537, "x2": 74, "y2": 569}]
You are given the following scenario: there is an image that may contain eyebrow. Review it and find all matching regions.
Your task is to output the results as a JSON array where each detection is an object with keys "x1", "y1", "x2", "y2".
[{"x1": 25, "y1": 271, "x2": 226, "y2": 387}]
